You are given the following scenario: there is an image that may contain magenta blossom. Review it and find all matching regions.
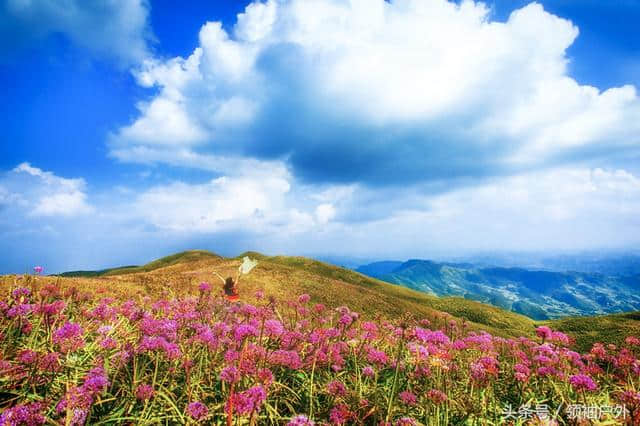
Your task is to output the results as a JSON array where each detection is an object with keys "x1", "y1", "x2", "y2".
[
  {"x1": 395, "y1": 418, "x2": 418, "y2": 426},
  {"x1": 288, "y1": 415, "x2": 315, "y2": 426},
  {"x1": 186, "y1": 401, "x2": 208, "y2": 420},
  {"x1": 536, "y1": 326, "x2": 553, "y2": 341},
  {"x1": 33, "y1": 266, "x2": 43, "y2": 275},
  {"x1": 327, "y1": 380, "x2": 347, "y2": 397},
  {"x1": 569, "y1": 374, "x2": 598, "y2": 392},
  {"x1": 399, "y1": 391, "x2": 418, "y2": 405},
  {"x1": 53, "y1": 322, "x2": 85, "y2": 353},
  {"x1": 11, "y1": 287, "x2": 31, "y2": 300},
  {"x1": 226, "y1": 385, "x2": 267, "y2": 416},
  {"x1": 220, "y1": 366, "x2": 241, "y2": 384},
  {"x1": 136, "y1": 384, "x2": 155, "y2": 401},
  {"x1": 0, "y1": 402, "x2": 45, "y2": 425},
  {"x1": 427, "y1": 389, "x2": 448, "y2": 404},
  {"x1": 329, "y1": 404, "x2": 351, "y2": 425}
]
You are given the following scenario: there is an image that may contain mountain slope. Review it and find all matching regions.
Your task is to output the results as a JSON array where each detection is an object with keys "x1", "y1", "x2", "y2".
[
  {"x1": 357, "y1": 259, "x2": 640, "y2": 319},
  {"x1": 546, "y1": 311, "x2": 640, "y2": 352},
  {"x1": 50, "y1": 250, "x2": 534, "y2": 338}
]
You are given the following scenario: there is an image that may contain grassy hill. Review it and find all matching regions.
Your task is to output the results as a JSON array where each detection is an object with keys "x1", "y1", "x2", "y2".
[
  {"x1": 58, "y1": 250, "x2": 221, "y2": 277},
  {"x1": 33, "y1": 250, "x2": 640, "y2": 348},
  {"x1": 546, "y1": 311, "x2": 640, "y2": 352}
]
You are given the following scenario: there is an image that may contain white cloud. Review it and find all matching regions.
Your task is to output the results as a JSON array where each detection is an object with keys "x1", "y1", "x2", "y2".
[
  {"x1": 368, "y1": 167, "x2": 640, "y2": 253},
  {"x1": 315, "y1": 203, "x2": 336, "y2": 224},
  {"x1": 4, "y1": 163, "x2": 93, "y2": 217},
  {"x1": 135, "y1": 174, "x2": 288, "y2": 232},
  {"x1": 110, "y1": 0, "x2": 640, "y2": 184},
  {"x1": 2, "y1": 0, "x2": 152, "y2": 65}
]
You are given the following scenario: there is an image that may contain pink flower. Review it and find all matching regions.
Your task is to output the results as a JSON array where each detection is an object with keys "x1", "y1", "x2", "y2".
[
  {"x1": 399, "y1": 391, "x2": 418, "y2": 405},
  {"x1": 414, "y1": 328, "x2": 450, "y2": 345},
  {"x1": 298, "y1": 294, "x2": 311, "y2": 304},
  {"x1": 198, "y1": 282, "x2": 211, "y2": 292},
  {"x1": 33, "y1": 266, "x2": 43, "y2": 275},
  {"x1": 366, "y1": 347, "x2": 389, "y2": 365},
  {"x1": 137, "y1": 336, "x2": 182, "y2": 360},
  {"x1": 11, "y1": 287, "x2": 31, "y2": 300},
  {"x1": 139, "y1": 317, "x2": 178, "y2": 341},
  {"x1": 470, "y1": 356, "x2": 499, "y2": 382},
  {"x1": 362, "y1": 366, "x2": 375, "y2": 378},
  {"x1": 427, "y1": 389, "x2": 447, "y2": 404},
  {"x1": 226, "y1": 385, "x2": 267, "y2": 416},
  {"x1": 268, "y1": 350, "x2": 302, "y2": 369},
  {"x1": 220, "y1": 366, "x2": 241, "y2": 384},
  {"x1": 288, "y1": 415, "x2": 315, "y2": 426},
  {"x1": 37, "y1": 300, "x2": 66, "y2": 317},
  {"x1": 329, "y1": 404, "x2": 351, "y2": 425},
  {"x1": 7, "y1": 303, "x2": 33, "y2": 318},
  {"x1": 395, "y1": 418, "x2": 417, "y2": 426},
  {"x1": 550, "y1": 331, "x2": 570, "y2": 345},
  {"x1": 327, "y1": 380, "x2": 347, "y2": 397},
  {"x1": 625, "y1": 336, "x2": 640, "y2": 346},
  {"x1": 234, "y1": 324, "x2": 259, "y2": 341},
  {"x1": 136, "y1": 384, "x2": 155, "y2": 401},
  {"x1": 53, "y1": 322, "x2": 85, "y2": 353},
  {"x1": 82, "y1": 367, "x2": 109, "y2": 395},
  {"x1": 18, "y1": 349, "x2": 38, "y2": 365},
  {"x1": 569, "y1": 374, "x2": 598, "y2": 392},
  {"x1": 257, "y1": 368, "x2": 274, "y2": 385},
  {"x1": 186, "y1": 401, "x2": 209, "y2": 420},
  {"x1": 264, "y1": 319, "x2": 285, "y2": 337},
  {"x1": 535, "y1": 326, "x2": 553, "y2": 341},
  {"x1": 39, "y1": 352, "x2": 61, "y2": 372},
  {"x1": 0, "y1": 402, "x2": 45, "y2": 425}
]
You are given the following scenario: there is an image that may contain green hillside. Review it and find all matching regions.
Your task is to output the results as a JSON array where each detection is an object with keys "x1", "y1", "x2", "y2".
[{"x1": 547, "y1": 311, "x2": 640, "y2": 352}]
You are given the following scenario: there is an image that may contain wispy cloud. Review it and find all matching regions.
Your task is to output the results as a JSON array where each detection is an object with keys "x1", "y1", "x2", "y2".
[
  {"x1": 2, "y1": 163, "x2": 93, "y2": 217},
  {"x1": 0, "y1": 0, "x2": 153, "y2": 66}
]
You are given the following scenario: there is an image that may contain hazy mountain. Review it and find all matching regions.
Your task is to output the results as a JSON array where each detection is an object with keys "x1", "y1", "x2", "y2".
[
  {"x1": 357, "y1": 260, "x2": 640, "y2": 320},
  {"x1": 450, "y1": 252, "x2": 640, "y2": 276}
]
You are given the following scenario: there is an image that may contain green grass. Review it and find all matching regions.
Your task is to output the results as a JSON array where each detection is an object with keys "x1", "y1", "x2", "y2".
[{"x1": 546, "y1": 311, "x2": 640, "y2": 352}]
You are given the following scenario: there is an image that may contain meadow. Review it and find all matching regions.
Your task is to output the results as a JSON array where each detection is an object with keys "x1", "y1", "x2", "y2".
[{"x1": 1, "y1": 253, "x2": 639, "y2": 425}]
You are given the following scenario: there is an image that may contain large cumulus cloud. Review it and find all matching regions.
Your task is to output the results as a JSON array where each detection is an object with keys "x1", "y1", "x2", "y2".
[{"x1": 110, "y1": 0, "x2": 640, "y2": 185}]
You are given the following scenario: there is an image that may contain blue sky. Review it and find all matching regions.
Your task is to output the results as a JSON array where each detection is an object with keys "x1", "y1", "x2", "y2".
[{"x1": 0, "y1": 0, "x2": 639, "y2": 273}]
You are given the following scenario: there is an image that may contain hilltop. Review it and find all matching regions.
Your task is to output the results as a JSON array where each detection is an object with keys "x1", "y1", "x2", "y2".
[{"x1": 26, "y1": 249, "x2": 636, "y2": 349}]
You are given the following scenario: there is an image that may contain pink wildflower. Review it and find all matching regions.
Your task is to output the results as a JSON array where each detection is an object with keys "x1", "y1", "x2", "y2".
[
  {"x1": 186, "y1": 401, "x2": 208, "y2": 421},
  {"x1": 136, "y1": 384, "x2": 155, "y2": 401},
  {"x1": 569, "y1": 374, "x2": 598, "y2": 392},
  {"x1": 399, "y1": 391, "x2": 418, "y2": 405},
  {"x1": 288, "y1": 415, "x2": 315, "y2": 426},
  {"x1": 427, "y1": 389, "x2": 448, "y2": 404}
]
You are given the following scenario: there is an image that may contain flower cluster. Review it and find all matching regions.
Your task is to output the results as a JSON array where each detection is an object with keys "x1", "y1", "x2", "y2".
[{"x1": 1, "y1": 278, "x2": 639, "y2": 425}]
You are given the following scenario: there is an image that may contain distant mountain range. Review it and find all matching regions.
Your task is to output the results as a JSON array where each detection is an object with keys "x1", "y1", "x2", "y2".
[
  {"x1": 447, "y1": 252, "x2": 640, "y2": 276},
  {"x1": 357, "y1": 259, "x2": 640, "y2": 320}
]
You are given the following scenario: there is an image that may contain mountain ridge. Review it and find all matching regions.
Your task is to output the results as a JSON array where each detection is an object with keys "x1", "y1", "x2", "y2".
[{"x1": 357, "y1": 258, "x2": 640, "y2": 320}]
